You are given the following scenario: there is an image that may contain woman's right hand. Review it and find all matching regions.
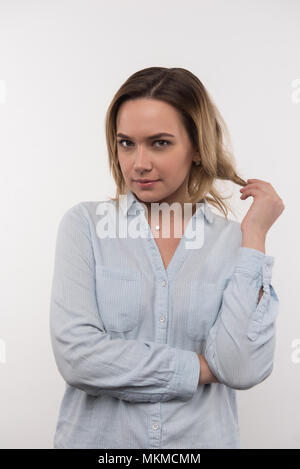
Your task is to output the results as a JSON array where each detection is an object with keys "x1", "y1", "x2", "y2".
[{"x1": 197, "y1": 353, "x2": 220, "y2": 385}]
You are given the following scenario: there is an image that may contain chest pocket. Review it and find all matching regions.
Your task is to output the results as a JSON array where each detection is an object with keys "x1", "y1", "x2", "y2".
[
  {"x1": 95, "y1": 265, "x2": 142, "y2": 332},
  {"x1": 186, "y1": 279, "x2": 229, "y2": 341}
]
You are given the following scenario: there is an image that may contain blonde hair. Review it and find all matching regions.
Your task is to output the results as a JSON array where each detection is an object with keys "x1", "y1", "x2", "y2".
[{"x1": 104, "y1": 67, "x2": 248, "y2": 220}]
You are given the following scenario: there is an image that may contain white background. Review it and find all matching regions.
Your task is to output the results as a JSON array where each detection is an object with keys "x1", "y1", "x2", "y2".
[{"x1": 0, "y1": 0, "x2": 299, "y2": 448}]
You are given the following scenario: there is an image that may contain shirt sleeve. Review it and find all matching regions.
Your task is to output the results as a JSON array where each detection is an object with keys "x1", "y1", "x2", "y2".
[
  {"x1": 49, "y1": 203, "x2": 200, "y2": 403},
  {"x1": 204, "y1": 246, "x2": 280, "y2": 390}
]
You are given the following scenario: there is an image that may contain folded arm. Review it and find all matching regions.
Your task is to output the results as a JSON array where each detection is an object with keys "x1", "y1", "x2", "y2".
[
  {"x1": 49, "y1": 203, "x2": 201, "y2": 403},
  {"x1": 204, "y1": 246, "x2": 279, "y2": 390}
]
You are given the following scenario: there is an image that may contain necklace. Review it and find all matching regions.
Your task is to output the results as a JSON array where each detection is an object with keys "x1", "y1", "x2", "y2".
[
  {"x1": 152, "y1": 209, "x2": 195, "y2": 231},
  {"x1": 150, "y1": 202, "x2": 197, "y2": 232}
]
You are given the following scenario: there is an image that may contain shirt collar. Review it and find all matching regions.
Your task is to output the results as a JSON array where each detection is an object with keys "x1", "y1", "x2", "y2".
[{"x1": 118, "y1": 189, "x2": 214, "y2": 224}]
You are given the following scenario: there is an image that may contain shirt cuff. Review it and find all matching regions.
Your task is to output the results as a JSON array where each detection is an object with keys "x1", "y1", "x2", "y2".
[
  {"x1": 170, "y1": 349, "x2": 200, "y2": 401},
  {"x1": 234, "y1": 247, "x2": 275, "y2": 286}
]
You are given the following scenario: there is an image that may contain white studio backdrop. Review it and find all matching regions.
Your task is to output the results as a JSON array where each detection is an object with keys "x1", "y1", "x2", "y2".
[{"x1": 0, "y1": 0, "x2": 299, "y2": 449}]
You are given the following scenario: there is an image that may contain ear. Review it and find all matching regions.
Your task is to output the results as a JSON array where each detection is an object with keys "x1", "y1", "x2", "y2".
[{"x1": 192, "y1": 150, "x2": 200, "y2": 164}]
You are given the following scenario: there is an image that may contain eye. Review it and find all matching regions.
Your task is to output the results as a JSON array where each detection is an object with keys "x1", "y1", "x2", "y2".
[
  {"x1": 117, "y1": 139, "x2": 171, "y2": 149},
  {"x1": 154, "y1": 140, "x2": 171, "y2": 147},
  {"x1": 117, "y1": 139, "x2": 133, "y2": 148}
]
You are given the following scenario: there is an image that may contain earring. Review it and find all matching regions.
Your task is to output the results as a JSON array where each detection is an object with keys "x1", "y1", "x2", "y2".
[{"x1": 193, "y1": 160, "x2": 201, "y2": 166}]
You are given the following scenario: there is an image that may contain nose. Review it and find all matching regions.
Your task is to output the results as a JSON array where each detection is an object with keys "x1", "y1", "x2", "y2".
[{"x1": 133, "y1": 146, "x2": 152, "y2": 172}]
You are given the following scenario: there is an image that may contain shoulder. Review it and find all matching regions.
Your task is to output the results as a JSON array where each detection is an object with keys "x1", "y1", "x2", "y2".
[
  {"x1": 211, "y1": 212, "x2": 243, "y2": 250},
  {"x1": 57, "y1": 199, "x2": 116, "y2": 234},
  {"x1": 56, "y1": 200, "x2": 103, "y2": 229},
  {"x1": 59, "y1": 199, "x2": 112, "y2": 219},
  {"x1": 212, "y1": 210, "x2": 242, "y2": 233}
]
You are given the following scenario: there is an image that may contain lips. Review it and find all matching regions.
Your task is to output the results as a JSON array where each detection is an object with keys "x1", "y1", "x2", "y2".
[
  {"x1": 135, "y1": 180, "x2": 160, "y2": 187},
  {"x1": 135, "y1": 179, "x2": 159, "y2": 182}
]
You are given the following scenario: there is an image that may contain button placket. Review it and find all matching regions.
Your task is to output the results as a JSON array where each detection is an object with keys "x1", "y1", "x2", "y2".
[
  {"x1": 247, "y1": 262, "x2": 273, "y2": 341},
  {"x1": 135, "y1": 203, "x2": 169, "y2": 448},
  {"x1": 262, "y1": 263, "x2": 272, "y2": 292},
  {"x1": 150, "y1": 413, "x2": 161, "y2": 448},
  {"x1": 158, "y1": 279, "x2": 168, "y2": 328}
]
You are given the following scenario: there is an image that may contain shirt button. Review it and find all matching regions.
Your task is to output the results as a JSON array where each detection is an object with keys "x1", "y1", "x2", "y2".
[
  {"x1": 152, "y1": 424, "x2": 159, "y2": 430},
  {"x1": 159, "y1": 316, "x2": 165, "y2": 322},
  {"x1": 162, "y1": 280, "x2": 167, "y2": 287}
]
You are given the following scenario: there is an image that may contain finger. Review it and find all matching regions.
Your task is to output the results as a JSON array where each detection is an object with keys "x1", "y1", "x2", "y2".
[
  {"x1": 247, "y1": 178, "x2": 270, "y2": 185},
  {"x1": 240, "y1": 183, "x2": 262, "y2": 191},
  {"x1": 240, "y1": 188, "x2": 261, "y2": 198},
  {"x1": 243, "y1": 182, "x2": 275, "y2": 197},
  {"x1": 240, "y1": 183, "x2": 270, "y2": 194}
]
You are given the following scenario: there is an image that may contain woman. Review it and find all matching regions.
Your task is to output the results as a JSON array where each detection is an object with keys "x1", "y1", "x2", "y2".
[{"x1": 49, "y1": 67, "x2": 284, "y2": 449}]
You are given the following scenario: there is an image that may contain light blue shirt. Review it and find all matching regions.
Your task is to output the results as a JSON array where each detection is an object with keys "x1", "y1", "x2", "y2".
[{"x1": 49, "y1": 189, "x2": 279, "y2": 449}]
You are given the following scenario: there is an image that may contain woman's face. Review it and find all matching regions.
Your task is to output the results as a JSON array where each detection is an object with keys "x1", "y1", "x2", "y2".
[{"x1": 116, "y1": 98, "x2": 199, "y2": 210}]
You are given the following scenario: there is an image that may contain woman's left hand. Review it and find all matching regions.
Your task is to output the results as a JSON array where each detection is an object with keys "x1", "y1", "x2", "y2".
[{"x1": 240, "y1": 179, "x2": 285, "y2": 235}]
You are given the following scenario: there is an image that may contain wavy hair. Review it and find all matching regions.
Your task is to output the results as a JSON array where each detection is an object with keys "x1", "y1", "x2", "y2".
[{"x1": 104, "y1": 67, "x2": 248, "y2": 219}]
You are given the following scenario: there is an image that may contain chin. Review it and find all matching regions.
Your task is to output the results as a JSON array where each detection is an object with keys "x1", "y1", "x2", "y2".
[{"x1": 133, "y1": 190, "x2": 162, "y2": 203}]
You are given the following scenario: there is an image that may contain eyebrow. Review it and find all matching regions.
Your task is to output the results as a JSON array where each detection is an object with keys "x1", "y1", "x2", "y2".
[{"x1": 116, "y1": 132, "x2": 175, "y2": 139}]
